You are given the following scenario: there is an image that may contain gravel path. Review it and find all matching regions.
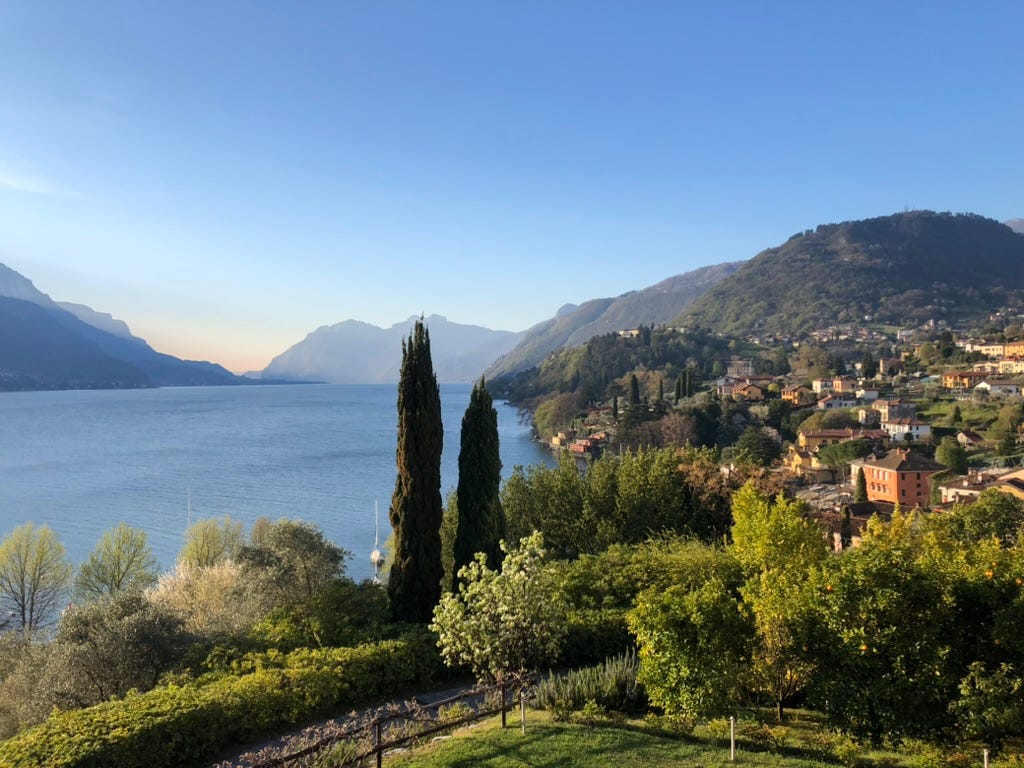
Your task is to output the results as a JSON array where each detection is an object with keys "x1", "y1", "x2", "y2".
[{"x1": 209, "y1": 679, "x2": 486, "y2": 768}]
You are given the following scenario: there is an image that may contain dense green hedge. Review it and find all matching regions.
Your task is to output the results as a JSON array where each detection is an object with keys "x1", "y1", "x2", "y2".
[
  {"x1": 0, "y1": 631, "x2": 439, "y2": 768},
  {"x1": 559, "y1": 608, "x2": 633, "y2": 667}
]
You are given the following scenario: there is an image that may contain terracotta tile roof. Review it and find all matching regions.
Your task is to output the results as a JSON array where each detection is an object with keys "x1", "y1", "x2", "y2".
[
  {"x1": 865, "y1": 449, "x2": 944, "y2": 472},
  {"x1": 800, "y1": 428, "x2": 888, "y2": 439}
]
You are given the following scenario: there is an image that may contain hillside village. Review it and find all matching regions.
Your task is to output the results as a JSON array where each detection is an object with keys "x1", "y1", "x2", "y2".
[{"x1": 539, "y1": 316, "x2": 1024, "y2": 545}]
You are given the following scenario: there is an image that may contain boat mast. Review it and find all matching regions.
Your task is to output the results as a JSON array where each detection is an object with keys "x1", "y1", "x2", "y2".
[{"x1": 370, "y1": 500, "x2": 385, "y2": 582}]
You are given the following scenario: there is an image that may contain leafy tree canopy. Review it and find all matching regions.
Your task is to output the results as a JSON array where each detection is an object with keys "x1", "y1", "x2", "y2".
[
  {"x1": 431, "y1": 532, "x2": 567, "y2": 685},
  {"x1": 75, "y1": 523, "x2": 158, "y2": 602}
]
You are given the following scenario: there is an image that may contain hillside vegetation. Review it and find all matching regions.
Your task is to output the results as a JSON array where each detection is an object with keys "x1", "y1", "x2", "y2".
[
  {"x1": 486, "y1": 262, "x2": 742, "y2": 378},
  {"x1": 679, "y1": 211, "x2": 1024, "y2": 336}
]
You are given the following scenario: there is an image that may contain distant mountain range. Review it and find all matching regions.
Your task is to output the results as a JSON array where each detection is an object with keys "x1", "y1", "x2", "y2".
[
  {"x1": 261, "y1": 315, "x2": 523, "y2": 384},
  {"x1": 484, "y1": 262, "x2": 743, "y2": 378},
  {"x1": 678, "y1": 211, "x2": 1024, "y2": 337},
  {"x1": 262, "y1": 262, "x2": 742, "y2": 384},
  {"x1": 6, "y1": 209, "x2": 1022, "y2": 391},
  {"x1": 0, "y1": 262, "x2": 242, "y2": 391}
]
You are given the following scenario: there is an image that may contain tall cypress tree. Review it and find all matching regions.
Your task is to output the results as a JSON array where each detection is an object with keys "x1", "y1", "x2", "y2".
[
  {"x1": 629, "y1": 374, "x2": 640, "y2": 405},
  {"x1": 388, "y1": 319, "x2": 444, "y2": 622},
  {"x1": 452, "y1": 377, "x2": 504, "y2": 585},
  {"x1": 854, "y1": 467, "x2": 868, "y2": 503}
]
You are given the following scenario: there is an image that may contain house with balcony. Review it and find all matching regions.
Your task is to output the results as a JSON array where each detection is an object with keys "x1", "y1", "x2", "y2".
[
  {"x1": 782, "y1": 384, "x2": 814, "y2": 404},
  {"x1": 798, "y1": 428, "x2": 889, "y2": 452},
  {"x1": 942, "y1": 371, "x2": 989, "y2": 390},
  {"x1": 818, "y1": 393, "x2": 858, "y2": 410},
  {"x1": 881, "y1": 417, "x2": 932, "y2": 443},
  {"x1": 872, "y1": 399, "x2": 916, "y2": 422},
  {"x1": 1005, "y1": 340, "x2": 1024, "y2": 358}
]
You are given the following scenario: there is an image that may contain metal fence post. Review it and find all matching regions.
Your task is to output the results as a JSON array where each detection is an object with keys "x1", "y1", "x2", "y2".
[
  {"x1": 729, "y1": 715, "x2": 736, "y2": 761},
  {"x1": 501, "y1": 682, "x2": 507, "y2": 728},
  {"x1": 374, "y1": 720, "x2": 383, "y2": 768},
  {"x1": 520, "y1": 687, "x2": 527, "y2": 734}
]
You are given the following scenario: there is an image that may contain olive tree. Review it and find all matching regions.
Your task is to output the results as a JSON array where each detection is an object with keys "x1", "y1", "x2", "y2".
[
  {"x1": 237, "y1": 518, "x2": 351, "y2": 609},
  {"x1": 45, "y1": 591, "x2": 190, "y2": 709}
]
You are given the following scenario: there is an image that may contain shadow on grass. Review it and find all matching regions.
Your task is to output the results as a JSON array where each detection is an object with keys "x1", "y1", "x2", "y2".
[{"x1": 397, "y1": 717, "x2": 844, "y2": 768}]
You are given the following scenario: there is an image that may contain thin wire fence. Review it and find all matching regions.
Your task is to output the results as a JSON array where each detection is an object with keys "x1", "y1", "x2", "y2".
[{"x1": 217, "y1": 680, "x2": 534, "y2": 768}]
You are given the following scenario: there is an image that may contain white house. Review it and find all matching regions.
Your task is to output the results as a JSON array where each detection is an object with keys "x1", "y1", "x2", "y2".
[
  {"x1": 812, "y1": 378, "x2": 834, "y2": 394},
  {"x1": 980, "y1": 343, "x2": 1006, "y2": 357},
  {"x1": 881, "y1": 417, "x2": 932, "y2": 443},
  {"x1": 818, "y1": 393, "x2": 857, "y2": 410},
  {"x1": 975, "y1": 380, "x2": 1021, "y2": 397}
]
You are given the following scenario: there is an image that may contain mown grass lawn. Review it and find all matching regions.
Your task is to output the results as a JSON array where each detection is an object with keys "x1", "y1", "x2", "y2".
[{"x1": 385, "y1": 711, "x2": 838, "y2": 768}]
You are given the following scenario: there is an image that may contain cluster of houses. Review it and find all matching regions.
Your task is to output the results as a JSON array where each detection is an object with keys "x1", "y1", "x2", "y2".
[
  {"x1": 711, "y1": 352, "x2": 1024, "y2": 550},
  {"x1": 538, "y1": 323, "x2": 1024, "y2": 552},
  {"x1": 812, "y1": 466, "x2": 1024, "y2": 552},
  {"x1": 550, "y1": 428, "x2": 610, "y2": 459}
]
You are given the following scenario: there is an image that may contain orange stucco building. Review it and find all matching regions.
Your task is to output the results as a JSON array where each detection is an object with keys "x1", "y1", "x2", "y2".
[{"x1": 855, "y1": 449, "x2": 944, "y2": 507}]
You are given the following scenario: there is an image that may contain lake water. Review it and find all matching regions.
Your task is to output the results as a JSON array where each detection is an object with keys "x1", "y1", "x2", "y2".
[{"x1": 0, "y1": 384, "x2": 554, "y2": 581}]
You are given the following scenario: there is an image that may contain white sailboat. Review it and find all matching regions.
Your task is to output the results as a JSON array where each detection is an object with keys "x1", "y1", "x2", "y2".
[{"x1": 370, "y1": 500, "x2": 385, "y2": 583}]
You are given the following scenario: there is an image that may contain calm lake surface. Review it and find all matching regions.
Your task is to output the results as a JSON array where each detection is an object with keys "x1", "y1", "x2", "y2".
[{"x1": 0, "y1": 384, "x2": 554, "y2": 581}]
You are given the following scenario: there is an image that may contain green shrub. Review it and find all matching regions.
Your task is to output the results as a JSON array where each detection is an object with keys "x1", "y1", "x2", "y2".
[
  {"x1": 575, "y1": 699, "x2": 606, "y2": 727},
  {"x1": 705, "y1": 717, "x2": 731, "y2": 745},
  {"x1": 558, "y1": 609, "x2": 633, "y2": 666},
  {"x1": 535, "y1": 652, "x2": 646, "y2": 717},
  {"x1": 738, "y1": 722, "x2": 788, "y2": 753},
  {"x1": 662, "y1": 714, "x2": 696, "y2": 735},
  {"x1": 438, "y1": 701, "x2": 472, "y2": 723},
  {"x1": 0, "y1": 631, "x2": 439, "y2": 768},
  {"x1": 831, "y1": 734, "x2": 862, "y2": 768},
  {"x1": 907, "y1": 747, "x2": 980, "y2": 768},
  {"x1": 797, "y1": 729, "x2": 845, "y2": 759}
]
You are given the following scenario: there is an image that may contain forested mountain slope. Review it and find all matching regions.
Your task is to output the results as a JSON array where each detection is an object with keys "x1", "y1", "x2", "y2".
[
  {"x1": 678, "y1": 211, "x2": 1024, "y2": 336},
  {"x1": 485, "y1": 262, "x2": 742, "y2": 377}
]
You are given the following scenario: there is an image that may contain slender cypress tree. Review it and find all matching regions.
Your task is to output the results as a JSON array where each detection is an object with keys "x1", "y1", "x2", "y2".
[
  {"x1": 388, "y1": 319, "x2": 444, "y2": 622},
  {"x1": 452, "y1": 377, "x2": 504, "y2": 586},
  {"x1": 629, "y1": 374, "x2": 640, "y2": 405},
  {"x1": 840, "y1": 506, "x2": 853, "y2": 549},
  {"x1": 854, "y1": 467, "x2": 868, "y2": 503}
]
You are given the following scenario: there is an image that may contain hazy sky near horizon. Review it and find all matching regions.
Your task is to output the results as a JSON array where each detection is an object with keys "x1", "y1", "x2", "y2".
[{"x1": 1, "y1": 2, "x2": 1022, "y2": 372}]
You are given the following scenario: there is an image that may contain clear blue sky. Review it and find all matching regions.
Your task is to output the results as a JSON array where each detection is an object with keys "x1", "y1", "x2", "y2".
[{"x1": 1, "y1": 2, "x2": 1021, "y2": 371}]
